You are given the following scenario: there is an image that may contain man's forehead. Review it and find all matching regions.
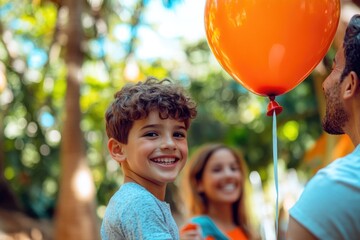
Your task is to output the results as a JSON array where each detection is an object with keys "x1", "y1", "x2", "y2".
[{"x1": 334, "y1": 46, "x2": 345, "y2": 63}]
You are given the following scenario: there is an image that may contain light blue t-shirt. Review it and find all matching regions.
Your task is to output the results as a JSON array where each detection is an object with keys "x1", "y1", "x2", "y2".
[
  {"x1": 100, "y1": 182, "x2": 179, "y2": 240},
  {"x1": 290, "y1": 144, "x2": 360, "y2": 239}
]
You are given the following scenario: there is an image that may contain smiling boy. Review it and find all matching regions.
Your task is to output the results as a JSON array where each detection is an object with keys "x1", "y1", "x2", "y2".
[{"x1": 101, "y1": 77, "x2": 197, "y2": 240}]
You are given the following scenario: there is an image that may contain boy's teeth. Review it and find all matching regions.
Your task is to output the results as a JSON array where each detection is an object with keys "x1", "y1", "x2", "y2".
[{"x1": 153, "y1": 158, "x2": 176, "y2": 164}]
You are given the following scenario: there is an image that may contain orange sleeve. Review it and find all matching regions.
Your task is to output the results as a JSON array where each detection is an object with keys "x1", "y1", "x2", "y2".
[
  {"x1": 180, "y1": 223, "x2": 198, "y2": 233},
  {"x1": 180, "y1": 223, "x2": 216, "y2": 240},
  {"x1": 227, "y1": 227, "x2": 248, "y2": 240}
]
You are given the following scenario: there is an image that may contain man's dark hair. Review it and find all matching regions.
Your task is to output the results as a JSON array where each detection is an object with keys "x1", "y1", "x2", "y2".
[{"x1": 341, "y1": 14, "x2": 360, "y2": 81}]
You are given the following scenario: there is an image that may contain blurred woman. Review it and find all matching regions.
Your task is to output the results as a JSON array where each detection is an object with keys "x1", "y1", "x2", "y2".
[{"x1": 180, "y1": 143, "x2": 256, "y2": 240}]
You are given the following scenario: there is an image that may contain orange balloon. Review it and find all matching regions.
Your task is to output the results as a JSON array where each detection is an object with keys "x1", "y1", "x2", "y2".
[{"x1": 204, "y1": 0, "x2": 340, "y2": 97}]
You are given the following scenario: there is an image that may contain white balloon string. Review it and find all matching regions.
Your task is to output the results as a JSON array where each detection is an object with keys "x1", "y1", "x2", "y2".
[{"x1": 273, "y1": 110, "x2": 279, "y2": 237}]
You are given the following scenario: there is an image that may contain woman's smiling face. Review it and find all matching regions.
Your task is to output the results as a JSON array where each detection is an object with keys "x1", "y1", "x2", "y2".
[{"x1": 198, "y1": 148, "x2": 243, "y2": 205}]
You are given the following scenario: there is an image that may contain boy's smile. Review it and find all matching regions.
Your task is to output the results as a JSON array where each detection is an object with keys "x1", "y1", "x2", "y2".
[{"x1": 120, "y1": 110, "x2": 188, "y2": 197}]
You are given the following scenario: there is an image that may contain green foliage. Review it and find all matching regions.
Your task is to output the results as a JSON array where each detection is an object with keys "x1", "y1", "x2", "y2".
[
  {"x1": 0, "y1": 0, "x2": 325, "y2": 222},
  {"x1": 184, "y1": 40, "x2": 323, "y2": 181}
]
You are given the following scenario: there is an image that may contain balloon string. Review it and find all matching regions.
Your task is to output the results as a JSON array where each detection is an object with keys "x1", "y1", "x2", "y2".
[{"x1": 272, "y1": 110, "x2": 279, "y2": 238}]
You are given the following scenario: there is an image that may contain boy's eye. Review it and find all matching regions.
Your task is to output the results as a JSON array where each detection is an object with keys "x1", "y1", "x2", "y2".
[
  {"x1": 144, "y1": 132, "x2": 158, "y2": 137},
  {"x1": 174, "y1": 131, "x2": 186, "y2": 138}
]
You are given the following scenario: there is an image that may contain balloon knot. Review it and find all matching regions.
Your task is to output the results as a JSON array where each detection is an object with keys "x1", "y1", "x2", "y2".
[{"x1": 267, "y1": 97, "x2": 283, "y2": 116}]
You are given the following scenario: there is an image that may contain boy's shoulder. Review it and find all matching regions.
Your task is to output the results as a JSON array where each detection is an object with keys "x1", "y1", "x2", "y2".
[
  {"x1": 111, "y1": 182, "x2": 162, "y2": 208},
  {"x1": 119, "y1": 182, "x2": 149, "y2": 196},
  {"x1": 105, "y1": 182, "x2": 172, "y2": 224},
  {"x1": 101, "y1": 182, "x2": 179, "y2": 239}
]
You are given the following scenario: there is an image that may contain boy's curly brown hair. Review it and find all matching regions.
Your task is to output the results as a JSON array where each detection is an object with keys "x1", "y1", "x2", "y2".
[{"x1": 105, "y1": 76, "x2": 197, "y2": 144}]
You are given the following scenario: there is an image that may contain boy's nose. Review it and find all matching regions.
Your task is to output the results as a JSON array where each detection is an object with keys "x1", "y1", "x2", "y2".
[{"x1": 161, "y1": 136, "x2": 176, "y2": 150}]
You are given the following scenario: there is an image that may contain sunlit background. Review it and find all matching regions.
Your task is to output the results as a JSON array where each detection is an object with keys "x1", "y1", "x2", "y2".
[{"x1": 0, "y1": 0, "x2": 359, "y2": 239}]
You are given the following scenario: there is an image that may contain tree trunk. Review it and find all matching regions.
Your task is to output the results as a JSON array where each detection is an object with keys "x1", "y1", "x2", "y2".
[
  {"x1": 0, "y1": 114, "x2": 22, "y2": 211},
  {"x1": 54, "y1": 0, "x2": 99, "y2": 239}
]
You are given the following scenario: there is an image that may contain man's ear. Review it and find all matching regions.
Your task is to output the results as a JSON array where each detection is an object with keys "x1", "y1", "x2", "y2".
[
  {"x1": 108, "y1": 138, "x2": 126, "y2": 164},
  {"x1": 343, "y1": 71, "x2": 359, "y2": 99}
]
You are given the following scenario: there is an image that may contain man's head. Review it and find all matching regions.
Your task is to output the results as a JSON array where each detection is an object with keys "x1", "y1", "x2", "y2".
[
  {"x1": 341, "y1": 14, "x2": 360, "y2": 82},
  {"x1": 105, "y1": 77, "x2": 197, "y2": 143},
  {"x1": 322, "y1": 14, "x2": 360, "y2": 135}
]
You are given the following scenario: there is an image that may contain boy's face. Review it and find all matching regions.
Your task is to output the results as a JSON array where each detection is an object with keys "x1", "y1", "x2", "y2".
[{"x1": 120, "y1": 110, "x2": 188, "y2": 188}]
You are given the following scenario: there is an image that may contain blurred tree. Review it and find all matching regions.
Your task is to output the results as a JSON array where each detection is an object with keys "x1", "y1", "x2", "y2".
[
  {"x1": 0, "y1": 0, "x2": 183, "y2": 239},
  {"x1": 53, "y1": 0, "x2": 98, "y2": 239},
  {"x1": 1, "y1": 0, "x2": 359, "y2": 239},
  {"x1": 184, "y1": 39, "x2": 322, "y2": 177}
]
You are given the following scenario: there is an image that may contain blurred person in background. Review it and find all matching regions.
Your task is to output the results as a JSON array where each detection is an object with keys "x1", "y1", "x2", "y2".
[{"x1": 179, "y1": 143, "x2": 258, "y2": 240}]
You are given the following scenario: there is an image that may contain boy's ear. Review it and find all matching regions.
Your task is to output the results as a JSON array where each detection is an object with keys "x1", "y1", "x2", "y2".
[
  {"x1": 108, "y1": 138, "x2": 126, "y2": 163},
  {"x1": 343, "y1": 71, "x2": 359, "y2": 99}
]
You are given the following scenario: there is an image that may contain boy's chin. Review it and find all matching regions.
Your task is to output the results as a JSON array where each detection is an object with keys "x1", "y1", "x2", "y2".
[
  {"x1": 158, "y1": 175, "x2": 178, "y2": 183},
  {"x1": 156, "y1": 171, "x2": 181, "y2": 184}
]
